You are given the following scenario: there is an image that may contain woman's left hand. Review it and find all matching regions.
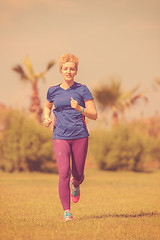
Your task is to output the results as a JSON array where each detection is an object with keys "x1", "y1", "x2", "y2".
[{"x1": 70, "y1": 97, "x2": 80, "y2": 111}]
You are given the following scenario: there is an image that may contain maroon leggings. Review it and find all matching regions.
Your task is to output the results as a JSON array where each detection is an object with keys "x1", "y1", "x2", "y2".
[{"x1": 53, "y1": 137, "x2": 88, "y2": 211}]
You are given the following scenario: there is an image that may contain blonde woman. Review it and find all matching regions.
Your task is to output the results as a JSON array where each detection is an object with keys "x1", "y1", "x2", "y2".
[{"x1": 43, "y1": 53, "x2": 97, "y2": 221}]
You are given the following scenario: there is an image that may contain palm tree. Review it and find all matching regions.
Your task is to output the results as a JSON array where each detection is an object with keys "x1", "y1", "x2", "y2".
[
  {"x1": 12, "y1": 57, "x2": 56, "y2": 123},
  {"x1": 94, "y1": 78, "x2": 148, "y2": 125}
]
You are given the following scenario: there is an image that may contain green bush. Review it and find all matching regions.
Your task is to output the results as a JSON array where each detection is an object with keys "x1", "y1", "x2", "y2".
[
  {"x1": 89, "y1": 123, "x2": 159, "y2": 172},
  {"x1": 0, "y1": 109, "x2": 57, "y2": 173}
]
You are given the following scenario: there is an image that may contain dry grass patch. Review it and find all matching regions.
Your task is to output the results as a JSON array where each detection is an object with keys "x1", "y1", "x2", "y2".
[{"x1": 0, "y1": 169, "x2": 160, "y2": 240}]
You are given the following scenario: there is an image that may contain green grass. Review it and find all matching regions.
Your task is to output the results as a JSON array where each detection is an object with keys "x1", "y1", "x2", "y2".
[{"x1": 0, "y1": 169, "x2": 160, "y2": 240}]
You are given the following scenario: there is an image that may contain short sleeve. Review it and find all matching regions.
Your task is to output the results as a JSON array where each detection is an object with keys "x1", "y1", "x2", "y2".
[
  {"x1": 83, "y1": 85, "x2": 94, "y2": 102},
  {"x1": 47, "y1": 88, "x2": 53, "y2": 103}
]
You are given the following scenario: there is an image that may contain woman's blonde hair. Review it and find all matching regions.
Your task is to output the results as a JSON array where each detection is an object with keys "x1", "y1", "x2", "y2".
[{"x1": 59, "y1": 53, "x2": 79, "y2": 72}]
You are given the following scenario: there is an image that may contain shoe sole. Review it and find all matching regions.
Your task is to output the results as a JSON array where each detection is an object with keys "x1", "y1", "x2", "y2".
[{"x1": 63, "y1": 217, "x2": 72, "y2": 222}]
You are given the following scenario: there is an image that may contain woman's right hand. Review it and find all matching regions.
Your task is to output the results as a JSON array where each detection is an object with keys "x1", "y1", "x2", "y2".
[{"x1": 43, "y1": 116, "x2": 52, "y2": 127}]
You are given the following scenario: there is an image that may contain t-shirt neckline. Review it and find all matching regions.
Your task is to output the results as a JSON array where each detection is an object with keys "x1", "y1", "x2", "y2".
[{"x1": 59, "y1": 82, "x2": 76, "y2": 91}]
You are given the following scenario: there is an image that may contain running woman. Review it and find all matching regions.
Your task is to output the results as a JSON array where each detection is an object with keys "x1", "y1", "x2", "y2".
[{"x1": 43, "y1": 53, "x2": 97, "y2": 221}]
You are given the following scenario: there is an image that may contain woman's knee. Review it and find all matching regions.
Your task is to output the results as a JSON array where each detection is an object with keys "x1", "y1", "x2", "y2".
[{"x1": 59, "y1": 168, "x2": 71, "y2": 182}]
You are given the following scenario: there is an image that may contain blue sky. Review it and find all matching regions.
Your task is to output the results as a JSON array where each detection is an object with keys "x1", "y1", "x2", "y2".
[{"x1": 1, "y1": 0, "x2": 160, "y2": 119}]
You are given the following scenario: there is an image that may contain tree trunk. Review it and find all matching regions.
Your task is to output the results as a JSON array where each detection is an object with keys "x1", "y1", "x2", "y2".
[
  {"x1": 112, "y1": 111, "x2": 118, "y2": 126},
  {"x1": 29, "y1": 82, "x2": 42, "y2": 123}
]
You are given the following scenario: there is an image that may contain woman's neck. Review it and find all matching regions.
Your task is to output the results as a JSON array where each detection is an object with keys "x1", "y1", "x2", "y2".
[{"x1": 60, "y1": 80, "x2": 75, "y2": 90}]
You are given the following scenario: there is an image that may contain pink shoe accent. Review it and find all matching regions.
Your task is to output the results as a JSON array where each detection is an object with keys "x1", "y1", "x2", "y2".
[{"x1": 70, "y1": 177, "x2": 80, "y2": 203}]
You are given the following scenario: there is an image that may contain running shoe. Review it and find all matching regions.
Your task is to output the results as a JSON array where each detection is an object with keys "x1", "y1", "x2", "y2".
[
  {"x1": 70, "y1": 177, "x2": 80, "y2": 203},
  {"x1": 63, "y1": 210, "x2": 72, "y2": 222}
]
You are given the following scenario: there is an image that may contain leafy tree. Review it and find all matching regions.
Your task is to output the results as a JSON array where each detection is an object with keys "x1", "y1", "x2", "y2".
[
  {"x1": 0, "y1": 108, "x2": 57, "y2": 173},
  {"x1": 12, "y1": 57, "x2": 56, "y2": 123},
  {"x1": 89, "y1": 123, "x2": 158, "y2": 172},
  {"x1": 94, "y1": 78, "x2": 148, "y2": 125}
]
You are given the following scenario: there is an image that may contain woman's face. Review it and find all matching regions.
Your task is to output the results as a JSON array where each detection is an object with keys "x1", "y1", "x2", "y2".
[{"x1": 61, "y1": 62, "x2": 77, "y2": 82}]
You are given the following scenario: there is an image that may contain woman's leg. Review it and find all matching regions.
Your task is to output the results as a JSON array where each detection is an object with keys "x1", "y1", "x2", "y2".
[
  {"x1": 71, "y1": 137, "x2": 88, "y2": 187},
  {"x1": 53, "y1": 139, "x2": 71, "y2": 211}
]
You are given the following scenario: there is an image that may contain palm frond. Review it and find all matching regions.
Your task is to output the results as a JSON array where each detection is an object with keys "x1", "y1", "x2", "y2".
[
  {"x1": 46, "y1": 60, "x2": 56, "y2": 71},
  {"x1": 130, "y1": 93, "x2": 148, "y2": 104},
  {"x1": 109, "y1": 79, "x2": 122, "y2": 97},
  {"x1": 35, "y1": 72, "x2": 45, "y2": 79},
  {"x1": 119, "y1": 85, "x2": 139, "y2": 101},
  {"x1": 12, "y1": 65, "x2": 29, "y2": 80},
  {"x1": 24, "y1": 57, "x2": 35, "y2": 80},
  {"x1": 34, "y1": 60, "x2": 56, "y2": 80}
]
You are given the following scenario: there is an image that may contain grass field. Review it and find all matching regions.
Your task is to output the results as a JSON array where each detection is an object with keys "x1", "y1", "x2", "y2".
[{"x1": 0, "y1": 168, "x2": 160, "y2": 240}]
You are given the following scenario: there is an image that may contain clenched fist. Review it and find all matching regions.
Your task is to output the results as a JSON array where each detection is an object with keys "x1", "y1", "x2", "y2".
[
  {"x1": 43, "y1": 116, "x2": 52, "y2": 127},
  {"x1": 70, "y1": 97, "x2": 80, "y2": 111}
]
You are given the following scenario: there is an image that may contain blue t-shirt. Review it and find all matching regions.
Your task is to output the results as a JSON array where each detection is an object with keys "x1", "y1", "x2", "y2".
[{"x1": 47, "y1": 81, "x2": 94, "y2": 140}]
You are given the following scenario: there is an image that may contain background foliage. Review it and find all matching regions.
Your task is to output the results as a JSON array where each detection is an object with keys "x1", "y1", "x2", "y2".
[
  {"x1": 89, "y1": 121, "x2": 160, "y2": 172},
  {"x1": 0, "y1": 109, "x2": 57, "y2": 173},
  {"x1": 1, "y1": 108, "x2": 160, "y2": 173}
]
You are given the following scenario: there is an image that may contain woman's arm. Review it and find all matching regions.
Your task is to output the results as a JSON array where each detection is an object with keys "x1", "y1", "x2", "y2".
[
  {"x1": 70, "y1": 98, "x2": 97, "y2": 120},
  {"x1": 43, "y1": 100, "x2": 53, "y2": 127}
]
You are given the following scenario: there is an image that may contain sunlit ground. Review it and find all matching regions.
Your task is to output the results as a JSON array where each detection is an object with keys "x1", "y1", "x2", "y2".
[{"x1": 0, "y1": 168, "x2": 160, "y2": 240}]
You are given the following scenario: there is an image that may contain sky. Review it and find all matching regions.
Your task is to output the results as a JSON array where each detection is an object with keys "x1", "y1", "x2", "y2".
[{"x1": 1, "y1": 0, "x2": 160, "y2": 120}]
